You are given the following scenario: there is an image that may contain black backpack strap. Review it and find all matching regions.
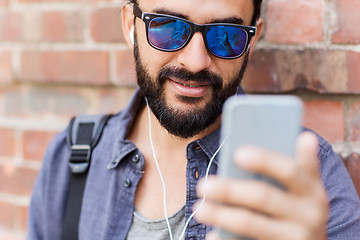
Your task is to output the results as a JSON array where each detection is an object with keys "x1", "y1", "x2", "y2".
[{"x1": 61, "y1": 114, "x2": 112, "y2": 240}]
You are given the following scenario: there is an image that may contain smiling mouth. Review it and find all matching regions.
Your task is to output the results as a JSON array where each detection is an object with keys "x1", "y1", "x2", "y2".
[{"x1": 169, "y1": 78, "x2": 210, "y2": 99}]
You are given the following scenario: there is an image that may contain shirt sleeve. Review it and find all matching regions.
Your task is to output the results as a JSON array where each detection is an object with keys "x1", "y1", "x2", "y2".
[
  {"x1": 317, "y1": 136, "x2": 360, "y2": 239},
  {"x1": 26, "y1": 151, "x2": 46, "y2": 240},
  {"x1": 26, "y1": 130, "x2": 70, "y2": 240}
]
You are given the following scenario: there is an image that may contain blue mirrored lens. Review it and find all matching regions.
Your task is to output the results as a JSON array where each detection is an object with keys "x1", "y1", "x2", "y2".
[
  {"x1": 148, "y1": 17, "x2": 190, "y2": 50},
  {"x1": 207, "y1": 26, "x2": 247, "y2": 58}
]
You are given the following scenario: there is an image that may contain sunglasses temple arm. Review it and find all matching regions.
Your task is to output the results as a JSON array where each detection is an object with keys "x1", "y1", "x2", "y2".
[{"x1": 133, "y1": 4, "x2": 143, "y2": 19}]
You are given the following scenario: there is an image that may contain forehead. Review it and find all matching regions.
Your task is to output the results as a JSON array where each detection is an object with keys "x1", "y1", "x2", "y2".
[{"x1": 137, "y1": 0, "x2": 254, "y2": 25}]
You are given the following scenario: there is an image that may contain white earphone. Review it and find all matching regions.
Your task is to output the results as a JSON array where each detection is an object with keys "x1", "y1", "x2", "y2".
[{"x1": 130, "y1": 26, "x2": 134, "y2": 45}]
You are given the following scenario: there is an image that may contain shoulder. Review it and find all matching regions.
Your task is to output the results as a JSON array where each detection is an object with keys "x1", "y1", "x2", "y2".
[
  {"x1": 41, "y1": 111, "x2": 126, "y2": 181},
  {"x1": 301, "y1": 127, "x2": 351, "y2": 188},
  {"x1": 300, "y1": 128, "x2": 342, "y2": 171}
]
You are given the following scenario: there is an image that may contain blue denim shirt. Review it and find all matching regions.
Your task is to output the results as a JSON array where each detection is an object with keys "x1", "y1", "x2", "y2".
[{"x1": 27, "y1": 88, "x2": 360, "y2": 240}]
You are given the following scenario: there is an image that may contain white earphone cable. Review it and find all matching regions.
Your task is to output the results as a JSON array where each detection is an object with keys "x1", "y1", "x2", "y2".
[
  {"x1": 144, "y1": 97, "x2": 225, "y2": 240},
  {"x1": 145, "y1": 97, "x2": 174, "y2": 240},
  {"x1": 178, "y1": 137, "x2": 225, "y2": 240}
]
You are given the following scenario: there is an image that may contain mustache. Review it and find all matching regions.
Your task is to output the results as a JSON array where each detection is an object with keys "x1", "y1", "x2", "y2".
[{"x1": 157, "y1": 67, "x2": 223, "y2": 87}]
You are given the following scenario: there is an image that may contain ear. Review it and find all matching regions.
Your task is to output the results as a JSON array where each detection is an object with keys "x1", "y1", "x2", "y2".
[
  {"x1": 248, "y1": 17, "x2": 264, "y2": 56},
  {"x1": 121, "y1": 4, "x2": 135, "y2": 50}
]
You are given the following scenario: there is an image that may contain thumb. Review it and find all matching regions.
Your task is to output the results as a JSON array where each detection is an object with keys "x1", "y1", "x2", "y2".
[{"x1": 296, "y1": 131, "x2": 320, "y2": 178}]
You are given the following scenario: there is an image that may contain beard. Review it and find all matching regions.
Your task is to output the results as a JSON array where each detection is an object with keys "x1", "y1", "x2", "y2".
[{"x1": 133, "y1": 32, "x2": 250, "y2": 139}]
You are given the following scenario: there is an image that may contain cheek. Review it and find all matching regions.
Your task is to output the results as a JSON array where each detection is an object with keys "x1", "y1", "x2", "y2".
[
  {"x1": 136, "y1": 31, "x2": 176, "y2": 78},
  {"x1": 215, "y1": 58, "x2": 245, "y2": 84}
]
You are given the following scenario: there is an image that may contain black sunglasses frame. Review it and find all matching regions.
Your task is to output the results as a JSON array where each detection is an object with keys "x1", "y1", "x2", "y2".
[{"x1": 133, "y1": 4, "x2": 257, "y2": 59}]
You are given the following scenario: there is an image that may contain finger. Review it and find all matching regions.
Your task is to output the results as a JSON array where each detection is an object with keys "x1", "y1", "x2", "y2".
[
  {"x1": 206, "y1": 230, "x2": 242, "y2": 240},
  {"x1": 194, "y1": 200, "x2": 305, "y2": 240},
  {"x1": 295, "y1": 132, "x2": 329, "y2": 219},
  {"x1": 296, "y1": 132, "x2": 320, "y2": 179},
  {"x1": 197, "y1": 176, "x2": 294, "y2": 219},
  {"x1": 233, "y1": 146, "x2": 306, "y2": 192},
  {"x1": 206, "y1": 231, "x2": 220, "y2": 240},
  {"x1": 197, "y1": 175, "x2": 329, "y2": 227}
]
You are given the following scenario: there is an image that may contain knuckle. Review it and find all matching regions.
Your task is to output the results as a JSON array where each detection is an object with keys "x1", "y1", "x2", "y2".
[
  {"x1": 230, "y1": 211, "x2": 256, "y2": 233},
  {"x1": 220, "y1": 185, "x2": 234, "y2": 202},
  {"x1": 252, "y1": 183, "x2": 273, "y2": 208}
]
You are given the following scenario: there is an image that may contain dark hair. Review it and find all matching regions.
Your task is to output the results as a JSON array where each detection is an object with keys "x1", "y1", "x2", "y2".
[
  {"x1": 252, "y1": 0, "x2": 263, "y2": 25},
  {"x1": 127, "y1": 0, "x2": 262, "y2": 26}
]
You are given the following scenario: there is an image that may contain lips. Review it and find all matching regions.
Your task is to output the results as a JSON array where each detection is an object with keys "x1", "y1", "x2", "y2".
[{"x1": 169, "y1": 79, "x2": 209, "y2": 98}]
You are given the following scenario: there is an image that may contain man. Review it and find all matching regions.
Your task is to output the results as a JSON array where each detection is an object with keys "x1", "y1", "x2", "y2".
[{"x1": 27, "y1": 0, "x2": 360, "y2": 239}]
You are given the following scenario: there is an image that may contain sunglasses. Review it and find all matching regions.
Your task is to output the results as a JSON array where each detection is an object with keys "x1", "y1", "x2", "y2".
[{"x1": 133, "y1": 4, "x2": 257, "y2": 59}]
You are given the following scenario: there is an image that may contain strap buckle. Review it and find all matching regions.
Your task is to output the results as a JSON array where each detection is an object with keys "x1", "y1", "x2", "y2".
[{"x1": 69, "y1": 144, "x2": 91, "y2": 174}]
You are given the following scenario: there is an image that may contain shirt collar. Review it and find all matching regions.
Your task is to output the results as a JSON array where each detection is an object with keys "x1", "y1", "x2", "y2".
[
  {"x1": 195, "y1": 128, "x2": 222, "y2": 166},
  {"x1": 108, "y1": 87, "x2": 144, "y2": 169}
]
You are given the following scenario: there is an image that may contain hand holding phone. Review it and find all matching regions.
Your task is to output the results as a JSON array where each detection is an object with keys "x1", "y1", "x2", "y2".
[
  {"x1": 194, "y1": 95, "x2": 327, "y2": 240},
  {"x1": 216, "y1": 95, "x2": 303, "y2": 239}
]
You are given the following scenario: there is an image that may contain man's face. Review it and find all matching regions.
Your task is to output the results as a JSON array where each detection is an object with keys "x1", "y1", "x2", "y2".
[{"x1": 131, "y1": 0, "x2": 256, "y2": 139}]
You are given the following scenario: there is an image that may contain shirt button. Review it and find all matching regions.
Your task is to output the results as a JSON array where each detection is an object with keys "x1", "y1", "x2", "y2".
[
  {"x1": 132, "y1": 154, "x2": 140, "y2": 163},
  {"x1": 123, "y1": 179, "x2": 131, "y2": 188},
  {"x1": 193, "y1": 169, "x2": 199, "y2": 180}
]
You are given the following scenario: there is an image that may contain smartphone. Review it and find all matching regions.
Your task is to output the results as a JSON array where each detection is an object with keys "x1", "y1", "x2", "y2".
[{"x1": 216, "y1": 94, "x2": 303, "y2": 239}]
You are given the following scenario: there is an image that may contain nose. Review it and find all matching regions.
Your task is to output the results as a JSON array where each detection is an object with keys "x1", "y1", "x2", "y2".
[{"x1": 177, "y1": 32, "x2": 212, "y2": 73}]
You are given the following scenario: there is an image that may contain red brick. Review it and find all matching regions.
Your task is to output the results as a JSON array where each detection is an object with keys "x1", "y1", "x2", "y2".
[
  {"x1": 114, "y1": 50, "x2": 136, "y2": 86},
  {"x1": 0, "y1": 165, "x2": 39, "y2": 195},
  {"x1": 243, "y1": 50, "x2": 281, "y2": 93},
  {"x1": 0, "y1": 128, "x2": 15, "y2": 157},
  {"x1": 0, "y1": 202, "x2": 28, "y2": 232},
  {"x1": 99, "y1": 87, "x2": 136, "y2": 113},
  {"x1": 303, "y1": 100, "x2": 345, "y2": 143},
  {"x1": 0, "y1": 201, "x2": 13, "y2": 229},
  {"x1": 42, "y1": 11, "x2": 83, "y2": 42},
  {"x1": 0, "y1": 0, "x2": 8, "y2": 7},
  {"x1": 90, "y1": 7, "x2": 125, "y2": 43},
  {"x1": 20, "y1": 51, "x2": 109, "y2": 85},
  {"x1": 266, "y1": 0, "x2": 324, "y2": 44},
  {"x1": 347, "y1": 51, "x2": 360, "y2": 93},
  {"x1": 3, "y1": 86, "x2": 91, "y2": 117},
  {"x1": 16, "y1": 206, "x2": 28, "y2": 231},
  {"x1": 343, "y1": 153, "x2": 360, "y2": 199},
  {"x1": 277, "y1": 50, "x2": 347, "y2": 93},
  {"x1": 331, "y1": 0, "x2": 360, "y2": 44},
  {"x1": 350, "y1": 102, "x2": 360, "y2": 142},
  {"x1": 18, "y1": 11, "x2": 83, "y2": 42},
  {"x1": 244, "y1": 50, "x2": 348, "y2": 94},
  {"x1": 22, "y1": 130, "x2": 56, "y2": 161},
  {"x1": 0, "y1": 11, "x2": 22, "y2": 41},
  {"x1": 0, "y1": 51, "x2": 12, "y2": 83}
]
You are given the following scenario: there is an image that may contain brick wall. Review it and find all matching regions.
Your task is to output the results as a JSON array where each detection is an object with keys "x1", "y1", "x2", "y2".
[{"x1": 0, "y1": 0, "x2": 359, "y2": 238}]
